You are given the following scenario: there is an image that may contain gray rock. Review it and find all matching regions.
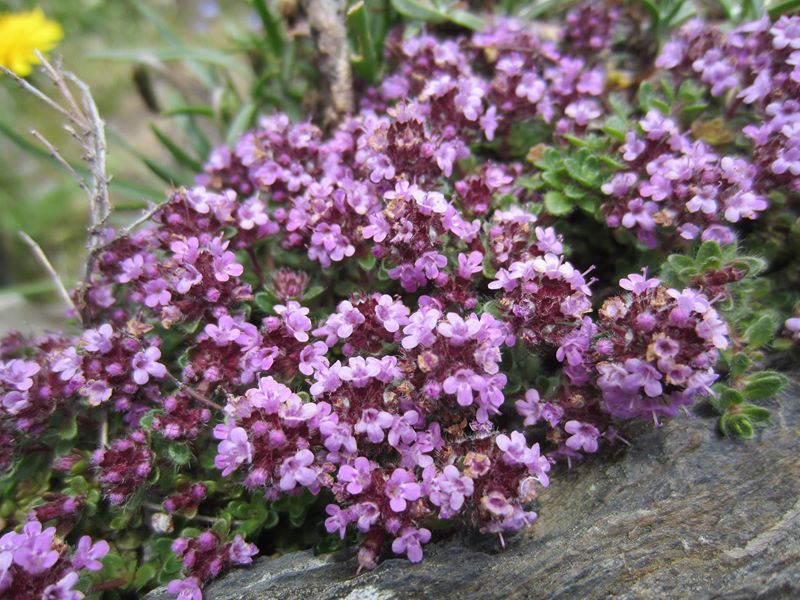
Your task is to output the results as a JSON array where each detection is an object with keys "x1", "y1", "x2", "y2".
[{"x1": 146, "y1": 380, "x2": 800, "y2": 600}]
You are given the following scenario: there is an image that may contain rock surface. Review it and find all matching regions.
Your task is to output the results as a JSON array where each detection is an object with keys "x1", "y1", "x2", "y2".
[{"x1": 146, "y1": 380, "x2": 800, "y2": 600}]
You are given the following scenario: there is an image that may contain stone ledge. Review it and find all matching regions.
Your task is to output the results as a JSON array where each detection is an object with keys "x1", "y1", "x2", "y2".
[{"x1": 146, "y1": 379, "x2": 800, "y2": 600}]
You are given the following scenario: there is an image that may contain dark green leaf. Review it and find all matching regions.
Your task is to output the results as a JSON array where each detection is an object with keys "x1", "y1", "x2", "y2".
[
  {"x1": 729, "y1": 352, "x2": 753, "y2": 378},
  {"x1": 226, "y1": 102, "x2": 258, "y2": 147},
  {"x1": 254, "y1": 292, "x2": 275, "y2": 314},
  {"x1": 446, "y1": 9, "x2": 486, "y2": 31},
  {"x1": 768, "y1": 0, "x2": 800, "y2": 17},
  {"x1": 58, "y1": 414, "x2": 78, "y2": 440},
  {"x1": 163, "y1": 105, "x2": 215, "y2": 117},
  {"x1": 89, "y1": 47, "x2": 250, "y2": 75},
  {"x1": 391, "y1": 0, "x2": 446, "y2": 22},
  {"x1": 744, "y1": 314, "x2": 776, "y2": 349},
  {"x1": 544, "y1": 190, "x2": 573, "y2": 216},
  {"x1": 133, "y1": 564, "x2": 157, "y2": 590},
  {"x1": 348, "y1": 1, "x2": 380, "y2": 83},
  {"x1": 719, "y1": 413, "x2": 750, "y2": 439},
  {"x1": 166, "y1": 444, "x2": 192, "y2": 466},
  {"x1": 150, "y1": 124, "x2": 204, "y2": 172},
  {"x1": 696, "y1": 240, "x2": 722, "y2": 264},
  {"x1": 304, "y1": 284, "x2": 326, "y2": 301},
  {"x1": 716, "y1": 387, "x2": 744, "y2": 409},
  {"x1": 251, "y1": 0, "x2": 285, "y2": 55},
  {"x1": 742, "y1": 371, "x2": 789, "y2": 400},
  {"x1": 357, "y1": 253, "x2": 377, "y2": 271},
  {"x1": 738, "y1": 404, "x2": 771, "y2": 424}
]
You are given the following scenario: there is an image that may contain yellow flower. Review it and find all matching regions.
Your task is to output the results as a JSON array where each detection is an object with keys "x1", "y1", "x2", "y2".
[{"x1": 0, "y1": 9, "x2": 63, "y2": 77}]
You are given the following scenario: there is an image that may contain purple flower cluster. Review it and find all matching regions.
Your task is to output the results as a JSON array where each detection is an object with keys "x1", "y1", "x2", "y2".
[
  {"x1": 590, "y1": 273, "x2": 727, "y2": 423},
  {"x1": 0, "y1": 519, "x2": 108, "y2": 599},
  {"x1": 92, "y1": 431, "x2": 154, "y2": 505},
  {"x1": 602, "y1": 110, "x2": 767, "y2": 247},
  {"x1": 562, "y1": 3, "x2": 620, "y2": 54},
  {"x1": 0, "y1": 12, "x2": 760, "y2": 599},
  {"x1": 167, "y1": 531, "x2": 257, "y2": 600},
  {"x1": 658, "y1": 15, "x2": 800, "y2": 193},
  {"x1": 209, "y1": 295, "x2": 547, "y2": 568}
]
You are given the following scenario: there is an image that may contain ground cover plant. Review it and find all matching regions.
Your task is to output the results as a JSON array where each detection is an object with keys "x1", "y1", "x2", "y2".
[{"x1": 1, "y1": 1, "x2": 799, "y2": 598}]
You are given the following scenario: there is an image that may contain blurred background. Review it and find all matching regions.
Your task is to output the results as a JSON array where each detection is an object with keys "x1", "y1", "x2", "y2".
[{"x1": 0, "y1": 0, "x2": 295, "y2": 301}]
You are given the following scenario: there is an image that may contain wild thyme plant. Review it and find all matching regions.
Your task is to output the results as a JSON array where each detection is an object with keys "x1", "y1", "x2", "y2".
[{"x1": 1, "y1": 4, "x2": 799, "y2": 599}]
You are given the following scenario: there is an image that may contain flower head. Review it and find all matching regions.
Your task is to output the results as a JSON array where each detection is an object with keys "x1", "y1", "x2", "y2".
[{"x1": 0, "y1": 9, "x2": 63, "y2": 76}]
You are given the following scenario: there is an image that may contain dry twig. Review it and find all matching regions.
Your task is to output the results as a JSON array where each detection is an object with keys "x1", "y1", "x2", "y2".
[
  {"x1": 18, "y1": 231, "x2": 79, "y2": 321},
  {"x1": 6, "y1": 52, "x2": 113, "y2": 324}
]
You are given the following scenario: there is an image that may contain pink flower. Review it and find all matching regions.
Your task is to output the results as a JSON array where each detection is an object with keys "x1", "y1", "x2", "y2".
[
  {"x1": 385, "y1": 468, "x2": 421, "y2": 512},
  {"x1": 437, "y1": 313, "x2": 481, "y2": 345},
  {"x1": 279, "y1": 449, "x2": 317, "y2": 491},
  {"x1": 228, "y1": 535, "x2": 258, "y2": 565},
  {"x1": 564, "y1": 420, "x2": 601, "y2": 453},
  {"x1": 167, "y1": 577, "x2": 203, "y2": 600},
  {"x1": 619, "y1": 271, "x2": 660, "y2": 295},
  {"x1": 375, "y1": 295, "x2": 410, "y2": 333},
  {"x1": 82, "y1": 324, "x2": 114, "y2": 354},
  {"x1": 457, "y1": 251, "x2": 483, "y2": 279},
  {"x1": 402, "y1": 307, "x2": 441, "y2": 350},
  {"x1": 338, "y1": 457, "x2": 373, "y2": 494},
  {"x1": 274, "y1": 301, "x2": 312, "y2": 342},
  {"x1": 214, "y1": 426, "x2": 253, "y2": 476},
  {"x1": 442, "y1": 369, "x2": 482, "y2": 407},
  {"x1": 72, "y1": 535, "x2": 109, "y2": 571},
  {"x1": 355, "y1": 408, "x2": 395, "y2": 443},
  {"x1": 391, "y1": 527, "x2": 431, "y2": 563},
  {"x1": 131, "y1": 346, "x2": 167, "y2": 385}
]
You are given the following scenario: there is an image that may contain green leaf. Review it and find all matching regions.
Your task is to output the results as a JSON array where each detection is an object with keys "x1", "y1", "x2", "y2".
[
  {"x1": 667, "y1": 254, "x2": 696, "y2": 272},
  {"x1": 696, "y1": 240, "x2": 722, "y2": 264},
  {"x1": 446, "y1": 9, "x2": 486, "y2": 31},
  {"x1": 68, "y1": 475, "x2": 89, "y2": 495},
  {"x1": 391, "y1": 0, "x2": 446, "y2": 22},
  {"x1": 638, "y1": 81, "x2": 656, "y2": 112},
  {"x1": 348, "y1": 1, "x2": 380, "y2": 83},
  {"x1": 391, "y1": 0, "x2": 484, "y2": 30},
  {"x1": 602, "y1": 115, "x2": 629, "y2": 142},
  {"x1": 88, "y1": 47, "x2": 250, "y2": 75},
  {"x1": 226, "y1": 102, "x2": 258, "y2": 147},
  {"x1": 261, "y1": 510, "x2": 280, "y2": 529},
  {"x1": 768, "y1": 0, "x2": 800, "y2": 17},
  {"x1": 635, "y1": 0, "x2": 660, "y2": 28},
  {"x1": 150, "y1": 124, "x2": 204, "y2": 172},
  {"x1": 254, "y1": 291, "x2": 275, "y2": 314},
  {"x1": 729, "y1": 352, "x2": 753, "y2": 378},
  {"x1": 742, "y1": 371, "x2": 788, "y2": 400},
  {"x1": 251, "y1": 0, "x2": 285, "y2": 55},
  {"x1": 156, "y1": 553, "x2": 184, "y2": 584},
  {"x1": 716, "y1": 387, "x2": 744, "y2": 410},
  {"x1": 163, "y1": 105, "x2": 215, "y2": 118},
  {"x1": 720, "y1": 413, "x2": 754, "y2": 439},
  {"x1": 744, "y1": 314, "x2": 776, "y2": 349},
  {"x1": 535, "y1": 147, "x2": 564, "y2": 171},
  {"x1": 715, "y1": 0, "x2": 735, "y2": 18},
  {"x1": 304, "y1": 284, "x2": 326, "y2": 301},
  {"x1": 357, "y1": 253, "x2": 377, "y2": 271},
  {"x1": 58, "y1": 414, "x2": 78, "y2": 440},
  {"x1": 167, "y1": 444, "x2": 192, "y2": 466},
  {"x1": 544, "y1": 190, "x2": 573, "y2": 216},
  {"x1": 142, "y1": 157, "x2": 186, "y2": 187},
  {"x1": 133, "y1": 563, "x2": 157, "y2": 590},
  {"x1": 738, "y1": 404, "x2": 771, "y2": 424},
  {"x1": 541, "y1": 170, "x2": 564, "y2": 190}
]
